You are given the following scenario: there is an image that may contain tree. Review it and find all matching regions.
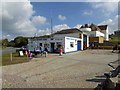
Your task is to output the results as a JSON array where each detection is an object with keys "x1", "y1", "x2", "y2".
[
  {"x1": 14, "y1": 36, "x2": 28, "y2": 47},
  {"x1": 8, "y1": 40, "x2": 15, "y2": 47},
  {"x1": 2, "y1": 39, "x2": 9, "y2": 46}
]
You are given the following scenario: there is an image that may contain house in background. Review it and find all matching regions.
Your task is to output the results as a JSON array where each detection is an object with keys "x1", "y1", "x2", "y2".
[
  {"x1": 98, "y1": 25, "x2": 109, "y2": 41},
  {"x1": 80, "y1": 24, "x2": 109, "y2": 45}
]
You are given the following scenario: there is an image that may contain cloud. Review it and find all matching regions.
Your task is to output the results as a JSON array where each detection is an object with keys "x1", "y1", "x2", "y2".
[
  {"x1": 37, "y1": 24, "x2": 70, "y2": 36},
  {"x1": 32, "y1": 16, "x2": 47, "y2": 25},
  {"x1": 3, "y1": 34, "x2": 11, "y2": 39},
  {"x1": 37, "y1": 28, "x2": 50, "y2": 36},
  {"x1": 98, "y1": 15, "x2": 119, "y2": 34},
  {"x1": 58, "y1": 14, "x2": 66, "y2": 21},
  {"x1": 74, "y1": 24, "x2": 82, "y2": 29},
  {"x1": 2, "y1": 1, "x2": 37, "y2": 40},
  {"x1": 91, "y1": 2, "x2": 118, "y2": 17},
  {"x1": 83, "y1": 11, "x2": 93, "y2": 16},
  {"x1": 53, "y1": 24, "x2": 70, "y2": 32}
]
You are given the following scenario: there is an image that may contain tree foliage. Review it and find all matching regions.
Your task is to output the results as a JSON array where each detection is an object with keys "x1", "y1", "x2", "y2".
[
  {"x1": 8, "y1": 40, "x2": 15, "y2": 47},
  {"x1": 2, "y1": 39, "x2": 9, "y2": 46},
  {"x1": 14, "y1": 36, "x2": 28, "y2": 47}
]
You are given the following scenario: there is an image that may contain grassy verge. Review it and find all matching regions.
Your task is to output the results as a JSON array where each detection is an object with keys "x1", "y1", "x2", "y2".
[
  {"x1": 2, "y1": 52, "x2": 29, "y2": 66},
  {"x1": 109, "y1": 37, "x2": 120, "y2": 43}
]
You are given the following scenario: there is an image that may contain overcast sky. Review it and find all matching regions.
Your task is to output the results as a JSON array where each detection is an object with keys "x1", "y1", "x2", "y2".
[{"x1": 1, "y1": 0, "x2": 119, "y2": 40}]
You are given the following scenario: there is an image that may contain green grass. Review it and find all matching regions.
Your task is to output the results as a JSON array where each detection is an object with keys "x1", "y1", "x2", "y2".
[
  {"x1": 1, "y1": 52, "x2": 30, "y2": 66},
  {"x1": 109, "y1": 37, "x2": 120, "y2": 43}
]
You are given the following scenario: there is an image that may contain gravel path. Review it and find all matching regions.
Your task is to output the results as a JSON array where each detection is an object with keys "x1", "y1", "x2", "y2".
[{"x1": 2, "y1": 50, "x2": 118, "y2": 88}]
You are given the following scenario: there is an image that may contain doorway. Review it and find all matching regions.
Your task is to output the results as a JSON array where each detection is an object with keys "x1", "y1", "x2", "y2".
[
  {"x1": 51, "y1": 43, "x2": 55, "y2": 52},
  {"x1": 77, "y1": 41, "x2": 81, "y2": 51}
]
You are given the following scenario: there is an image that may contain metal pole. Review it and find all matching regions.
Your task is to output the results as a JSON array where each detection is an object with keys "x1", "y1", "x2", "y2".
[
  {"x1": 50, "y1": 10, "x2": 53, "y2": 37},
  {"x1": 51, "y1": 16, "x2": 53, "y2": 35}
]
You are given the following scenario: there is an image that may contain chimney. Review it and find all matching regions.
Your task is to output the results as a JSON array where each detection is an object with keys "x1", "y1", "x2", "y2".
[{"x1": 85, "y1": 24, "x2": 89, "y2": 28}]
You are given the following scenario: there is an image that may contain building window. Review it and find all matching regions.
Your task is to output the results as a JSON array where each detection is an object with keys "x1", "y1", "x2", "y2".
[{"x1": 70, "y1": 42, "x2": 74, "y2": 48}]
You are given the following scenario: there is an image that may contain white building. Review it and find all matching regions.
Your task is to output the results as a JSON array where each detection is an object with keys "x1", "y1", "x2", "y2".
[
  {"x1": 28, "y1": 28, "x2": 89, "y2": 53},
  {"x1": 98, "y1": 25, "x2": 109, "y2": 41},
  {"x1": 80, "y1": 24, "x2": 109, "y2": 44}
]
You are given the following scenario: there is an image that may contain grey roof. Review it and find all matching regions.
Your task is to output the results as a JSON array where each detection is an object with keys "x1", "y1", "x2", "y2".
[
  {"x1": 80, "y1": 24, "x2": 108, "y2": 31},
  {"x1": 98, "y1": 25, "x2": 108, "y2": 30},
  {"x1": 54, "y1": 28, "x2": 82, "y2": 34},
  {"x1": 89, "y1": 24, "x2": 101, "y2": 31}
]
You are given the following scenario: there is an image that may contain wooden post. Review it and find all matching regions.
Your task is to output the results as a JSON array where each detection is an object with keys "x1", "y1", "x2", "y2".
[
  {"x1": 118, "y1": 59, "x2": 120, "y2": 84},
  {"x1": 10, "y1": 52, "x2": 12, "y2": 62}
]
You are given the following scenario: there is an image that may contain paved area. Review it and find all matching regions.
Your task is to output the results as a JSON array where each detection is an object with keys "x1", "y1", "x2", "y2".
[{"x1": 2, "y1": 50, "x2": 119, "y2": 88}]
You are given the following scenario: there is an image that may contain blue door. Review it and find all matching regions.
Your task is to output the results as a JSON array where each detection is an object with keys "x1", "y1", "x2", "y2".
[{"x1": 77, "y1": 41, "x2": 81, "y2": 51}]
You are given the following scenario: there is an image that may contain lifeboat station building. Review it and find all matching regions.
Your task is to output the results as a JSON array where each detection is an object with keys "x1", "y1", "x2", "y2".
[{"x1": 28, "y1": 28, "x2": 89, "y2": 53}]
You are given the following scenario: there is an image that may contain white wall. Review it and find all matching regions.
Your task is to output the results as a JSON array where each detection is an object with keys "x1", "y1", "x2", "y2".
[
  {"x1": 89, "y1": 31, "x2": 104, "y2": 37},
  {"x1": 80, "y1": 28, "x2": 91, "y2": 32},
  {"x1": 28, "y1": 32, "x2": 88, "y2": 52},
  {"x1": 81, "y1": 34, "x2": 83, "y2": 50},
  {"x1": 64, "y1": 37, "x2": 81, "y2": 53},
  {"x1": 28, "y1": 38, "x2": 65, "y2": 52},
  {"x1": 28, "y1": 39, "x2": 36, "y2": 51},
  {"x1": 96, "y1": 31, "x2": 104, "y2": 37},
  {"x1": 28, "y1": 38, "x2": 51, "y2": 51},
  {"x1": 54, "y1": 33, "x2": 84, "y2": 51},
  {"x1": 100, "y1": 27, "x2": 109, "y2": 41},
  {"x1": 87, "y1": 35, "x2": 89, "y2": 47},
  {"x1": 49, "y1": 37, "x2": 65, "y2": 52}
]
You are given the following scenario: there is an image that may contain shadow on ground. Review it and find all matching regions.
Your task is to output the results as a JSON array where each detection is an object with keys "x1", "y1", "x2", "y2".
[{"x1": 86, "y1": 75, "x2": 106, "y2": 83}]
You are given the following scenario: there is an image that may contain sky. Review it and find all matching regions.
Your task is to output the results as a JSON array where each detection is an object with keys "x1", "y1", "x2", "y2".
[{"x1": 1, "y1": 0, "x2": 119, "y2": 40}]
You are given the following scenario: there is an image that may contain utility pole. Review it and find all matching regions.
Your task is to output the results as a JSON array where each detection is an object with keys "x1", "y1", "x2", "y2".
[
  {"x1": 50, "y1": 10, "x2": 53, "y2": 37},
  {"x1": 51, "y1": 16, "x2": 53, "y2": 35}
]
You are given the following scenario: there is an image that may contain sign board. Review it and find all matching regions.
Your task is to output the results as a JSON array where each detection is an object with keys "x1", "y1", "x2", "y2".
[{"x1": 19, "y1": 51, "x2": 24, "y2": 56}]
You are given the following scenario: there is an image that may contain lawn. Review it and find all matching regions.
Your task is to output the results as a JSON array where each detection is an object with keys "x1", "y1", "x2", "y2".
[
  {"x1": 2, "y1": 52, "x2": 30, "y2": 66},
  {"x1": 109, "y1": 36, "x2": 120, "y2": 43}
]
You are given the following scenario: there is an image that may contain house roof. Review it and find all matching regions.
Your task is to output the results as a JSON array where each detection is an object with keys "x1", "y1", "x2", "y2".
[
  {"x1": 80, "y1": 23, "x2": 108, "y2": 31},
  {"x1": 98, "y1": 25, "x2": 108, "y2": 30},
  {"x1": 81, "y1": 24, "x2": 89, "y2": 28},
  {"x1": 89, "y1": 24, "x2": 101, "y2": 31},
  {"x1": 53, "y1": 28, "x2": 82, "y2": 34},
  {"x1": 30, "y1": 35, "x2": 51, "y2": 39}
]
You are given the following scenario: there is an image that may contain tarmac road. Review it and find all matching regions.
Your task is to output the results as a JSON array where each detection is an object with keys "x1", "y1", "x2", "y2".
[
  {"x1": 2, "y1": 47, "x2": 20, "y2": 54},
  {"x1": 2, "y1": 50, "x2": 119, "y2": 88}
]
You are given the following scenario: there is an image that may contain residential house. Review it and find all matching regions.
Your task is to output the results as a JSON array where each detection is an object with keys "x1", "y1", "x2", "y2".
[{"x1": 80, "y1": 24, "x2": 109, "y2": 45}]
